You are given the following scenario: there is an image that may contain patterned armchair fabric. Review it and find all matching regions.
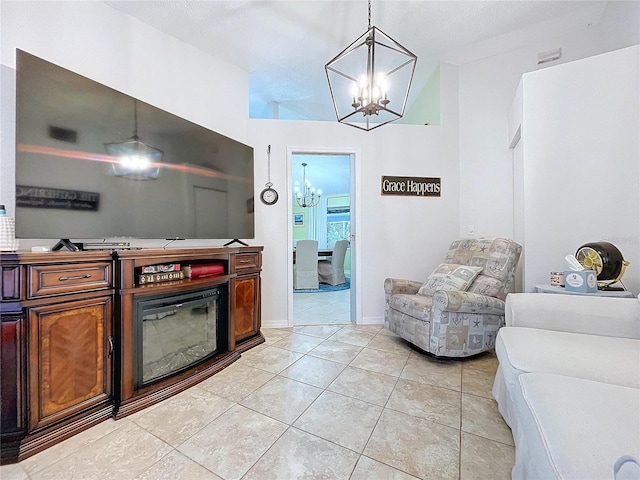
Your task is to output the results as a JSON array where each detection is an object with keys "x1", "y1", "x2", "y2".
[{"x1": 384, "y1": 238, "x2": 522, "y2": 357}]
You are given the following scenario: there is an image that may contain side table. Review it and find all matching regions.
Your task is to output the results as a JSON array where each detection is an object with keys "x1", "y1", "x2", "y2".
[{"x1": 534, "y1": 284, "x2": 635, "y2": 298}]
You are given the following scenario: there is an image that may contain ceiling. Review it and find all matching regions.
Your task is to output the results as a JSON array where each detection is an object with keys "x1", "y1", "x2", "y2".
[
  {"x1": 291, "y1": 153, "x2": 351, "y2": 198},
  {"x1": 102, "y1": 0, "x2": 616, "y2": 123}
]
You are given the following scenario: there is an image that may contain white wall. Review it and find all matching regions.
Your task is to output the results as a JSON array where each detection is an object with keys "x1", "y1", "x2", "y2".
[
  {"x1": 457, "y1": 1, "x2": 639, "y2": 242},
  {"x1": 0, "y1": 1, "x2": 462, "y2": 328},
  {"x1": 3, "y1": 1, "x2": 636, "y2": 326},
  {"x1": 0, "y1": 0, "x2": 248, "y2": 218},
  {"x1": 458, "y1": 50, "x2": 532, "y2": 240},
  {"x1": 521, "y1": 45, "x2": 640, "y2": 294},
  {"x1": 248, "y1": 64, "x2": 460, "y2": 325}
]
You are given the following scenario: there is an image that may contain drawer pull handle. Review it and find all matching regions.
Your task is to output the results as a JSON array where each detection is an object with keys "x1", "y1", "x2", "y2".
[
  {"x1": 58, "y1": 274, "x2": 92, "y2": 281},
  {"x1": 107, "y1": 336, "x2": 114, "y2": 358},
  {"x1": 239, "y1": 259, "x2": 251, "y2": 263}
]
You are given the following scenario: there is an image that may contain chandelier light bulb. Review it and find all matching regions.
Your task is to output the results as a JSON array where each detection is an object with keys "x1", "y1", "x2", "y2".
[
  {"x1": 377, "y1": 75, "x2": 388, "y2": 99},
  {"x1": 121, "y1": 155, "x2": 151, "y2": 171},
  {"x1": 351, "y1": 82, "x2": 359, "y2": 107},
  {"x1": 372, "y1": 85, "x2": 381, "y2": 102}
]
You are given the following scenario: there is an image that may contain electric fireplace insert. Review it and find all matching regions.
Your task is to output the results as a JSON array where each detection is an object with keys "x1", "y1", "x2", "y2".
[{"x1": 133, "y1": 286, "x2": 227, "y2": 388}]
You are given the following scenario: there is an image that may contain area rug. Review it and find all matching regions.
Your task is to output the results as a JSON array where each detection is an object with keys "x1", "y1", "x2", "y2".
[{"x1": 294, "y1": 279, "x2": 350, "y2": 293}]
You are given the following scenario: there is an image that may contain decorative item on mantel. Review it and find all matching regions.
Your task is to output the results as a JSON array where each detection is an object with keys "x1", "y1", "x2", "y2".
[
  {"x1": 183, "y1": 263, "x2": 225, "y2": 279},
  {"x1": 138, "y1": 263, "x2": 185, "y2": 285},
  {"x1": 0, "y1": 205, "x2": 18, "y2": 251},
  {"x1": 325, "y1": 0, "x2": 417, "y2": 131}
]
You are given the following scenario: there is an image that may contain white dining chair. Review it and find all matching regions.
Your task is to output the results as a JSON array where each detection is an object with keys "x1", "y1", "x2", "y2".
[
  {"x1": 294, "y1": 240, "x2": 319, "y2": 290},
  {"x1": 318, "y1": 239, "x2": 349, "y2": 286}
]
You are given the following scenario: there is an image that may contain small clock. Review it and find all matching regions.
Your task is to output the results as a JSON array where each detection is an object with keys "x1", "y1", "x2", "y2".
[{"x1": 260, "y1": 185, "x2": 279, "y2": 205}]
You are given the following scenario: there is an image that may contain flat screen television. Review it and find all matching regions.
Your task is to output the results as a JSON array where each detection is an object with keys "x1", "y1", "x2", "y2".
[{"x1": 14, "y1": 50, "x2": 254, "y2": 242}]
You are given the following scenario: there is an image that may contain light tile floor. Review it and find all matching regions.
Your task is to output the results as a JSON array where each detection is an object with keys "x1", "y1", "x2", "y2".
[
  {"x1": 293, "y1": 289, "x2": 351, "y2": 325},
  {"x1": 1, "y1": 326, "x2": 515, "y2": 480}
]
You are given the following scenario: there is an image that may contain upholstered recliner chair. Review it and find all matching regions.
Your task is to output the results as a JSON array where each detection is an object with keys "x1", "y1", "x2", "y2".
[{"x1": 384, "y1": 237, "x2": 522, "y2": 357}]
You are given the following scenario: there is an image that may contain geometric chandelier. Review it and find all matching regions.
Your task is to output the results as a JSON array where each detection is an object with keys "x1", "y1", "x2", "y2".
[
  {"x1": 325, "y1": 0, "x2": 417, "y2": 131},
  {"x1": 105, "y1": 99, "x2": 163, "y2": 180}
]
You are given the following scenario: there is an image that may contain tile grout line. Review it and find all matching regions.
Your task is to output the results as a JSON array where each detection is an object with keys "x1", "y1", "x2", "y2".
[
  {"x1": 264, "y1": 327, "x2": 420, "y2": 479},
  {"x1": 350, "y1": 344, "x2": 416, "y2": 479},
  {"x1": 14, "y1": 326, "x2": 508, "y2": 480}
]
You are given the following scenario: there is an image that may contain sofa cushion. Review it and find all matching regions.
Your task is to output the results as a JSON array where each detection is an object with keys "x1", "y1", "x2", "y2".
[
  {"x1": 496, "y1": 327, "x2": 640, "y2": 392},
  {"x1": 417, "y1": 263, "x2": 482, "y2": 297},
  {"x1": 513, "y1": 373, "x2": 640, "y2": 479}
]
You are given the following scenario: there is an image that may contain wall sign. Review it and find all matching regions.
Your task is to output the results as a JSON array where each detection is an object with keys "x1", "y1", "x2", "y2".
[
  {"x1": 381, "y1": 176, "x2": 441, "y2": 197},
  {"x1": 16, "y1": 185, "x2": 100, "y2": 211}
]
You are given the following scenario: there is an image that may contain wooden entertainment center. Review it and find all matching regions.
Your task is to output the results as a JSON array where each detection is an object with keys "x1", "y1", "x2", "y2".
[{"x1": 0, "y1": 246, "x2": 263, "y2": 464}]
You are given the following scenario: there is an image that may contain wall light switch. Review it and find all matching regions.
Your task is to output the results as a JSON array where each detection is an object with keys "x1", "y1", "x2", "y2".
[{"x1": 467, "y1": 224, "x2": 475, "y2": 235}]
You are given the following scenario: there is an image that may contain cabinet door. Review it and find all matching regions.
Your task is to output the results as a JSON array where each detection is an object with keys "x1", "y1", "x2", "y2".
[
  {"x1": 28, "y1": 296, "x2": 112, "y2": 431},
  {"x1": 1, "y1": 315, "x2": 25, "y2": 437},
  {"x1": 234, "y1": 274, "x2": 259, "y2": 341}
]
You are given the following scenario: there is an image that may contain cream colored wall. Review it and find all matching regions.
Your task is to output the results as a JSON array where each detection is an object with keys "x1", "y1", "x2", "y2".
[
  {"x1": 249, "y1": 64, "x2": 461, "y2": 326},
  {"x1": 2, "y1": 0, "x2": 636, "y2": 326},
  {"x1": 0, "y1": 1, "x2": 461, "y2": 327},
  {"x1": 520, "y1": 46, "x2": 639, "y2": 295},
  {"x1": 0, "y1": 0, "x2": 248, "y2": 230},
  {"x1": 457, "y1": 1, "x2": 639, "y2": 243}
]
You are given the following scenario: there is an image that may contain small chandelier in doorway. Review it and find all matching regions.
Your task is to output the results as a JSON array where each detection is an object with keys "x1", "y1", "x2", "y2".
[
  {"x1": 325, "y1": 0, "x2": 417, "y2": 131},
  {"x1": 294, "y1": 163, "x2": 322, "y2": 208}
]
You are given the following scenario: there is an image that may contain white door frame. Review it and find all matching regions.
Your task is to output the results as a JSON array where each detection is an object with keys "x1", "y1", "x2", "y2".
[{"x1": 286, "y1": 146, "x2": 362, "y2": 326}]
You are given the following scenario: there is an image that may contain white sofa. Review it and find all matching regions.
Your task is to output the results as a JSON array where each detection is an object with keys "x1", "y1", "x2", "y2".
[{"x1": 492, "y1": 293, "x2": 640, "y2": 479}]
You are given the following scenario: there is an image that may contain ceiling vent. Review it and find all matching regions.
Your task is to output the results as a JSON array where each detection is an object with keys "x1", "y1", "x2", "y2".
[{"x1": 537, "y1": 48, "x2": 562, "y2": 65}]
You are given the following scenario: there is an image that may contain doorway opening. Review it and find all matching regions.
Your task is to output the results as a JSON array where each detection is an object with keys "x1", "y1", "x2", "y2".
[{"x1": 287, "y1": 148, "x2": 359, "y2": 327}]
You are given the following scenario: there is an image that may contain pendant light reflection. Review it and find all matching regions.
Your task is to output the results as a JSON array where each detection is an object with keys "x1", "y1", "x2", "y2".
[{"x1": 105, "y1": 99, "x2": 163, "y2": 180}]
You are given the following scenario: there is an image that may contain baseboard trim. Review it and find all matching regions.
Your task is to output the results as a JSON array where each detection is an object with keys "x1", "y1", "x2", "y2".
[
  {"x1": 358, "y1": 316, "x2": 384, "y2": 325},
  {"x1": 262, "y1": 318, "x2": 289, "y2": 329}
]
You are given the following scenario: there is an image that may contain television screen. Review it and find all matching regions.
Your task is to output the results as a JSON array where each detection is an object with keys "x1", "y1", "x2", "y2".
[{"x1": 15, "y1": 50, "x2": 254, "y2": 240}]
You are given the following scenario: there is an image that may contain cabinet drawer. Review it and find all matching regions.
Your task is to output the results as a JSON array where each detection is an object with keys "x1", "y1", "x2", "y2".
[
  {"x1": 28, "y1": 262, "x2": 112, "y2": 298},
  {"x1": 235, "y1": 253, "x2": 259, "y2": 271}
]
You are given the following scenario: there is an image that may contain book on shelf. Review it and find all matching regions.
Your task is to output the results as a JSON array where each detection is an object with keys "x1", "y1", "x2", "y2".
[
  {"x1": 138, "y1": 270, "x2": 185, "y2": 284},
  {"x1": 141, "y1": 263, "x2": 181, "y2": 274},
  {"x1": 183, "y1": 263, "x2": 225, "y2": 279}
]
